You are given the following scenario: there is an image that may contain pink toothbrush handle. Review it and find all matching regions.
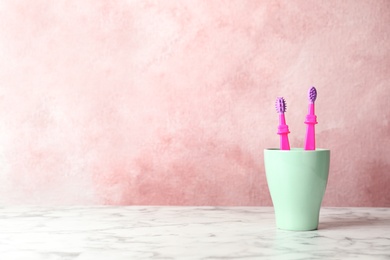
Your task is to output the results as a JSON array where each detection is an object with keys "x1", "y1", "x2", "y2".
[
  {"x1": 278, "y1": 114, "x2": 290, "y2": 150},
  {"x1": 305, "y1": 124, "x2": 315, "y2": 150},
  {"x1": 280, "y1": 134, "x2": 290, "y2": 150},
  {"x1": 304, "y1": 104, "x2": 317, "y2": 150}
]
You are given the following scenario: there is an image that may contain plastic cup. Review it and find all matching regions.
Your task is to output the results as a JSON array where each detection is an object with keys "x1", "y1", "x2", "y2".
[{"x1": 264, "y1": 148, "x2": 330, "y2": 231}]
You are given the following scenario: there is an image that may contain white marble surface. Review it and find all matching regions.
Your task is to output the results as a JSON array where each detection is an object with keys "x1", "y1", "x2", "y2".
[{"x1": 0, "y1": 207, "x2": 389, "y2": 259}]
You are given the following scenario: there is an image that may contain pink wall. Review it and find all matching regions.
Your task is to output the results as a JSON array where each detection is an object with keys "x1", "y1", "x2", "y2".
[{"x1": 0, "y1": 0, "x2": 389, "y2": 206}]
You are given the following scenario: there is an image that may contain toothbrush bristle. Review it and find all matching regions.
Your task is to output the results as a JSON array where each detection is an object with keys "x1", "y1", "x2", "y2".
[
  {"x1": 275, "y1": 97, "x2": 287, "y2": 113},
  {"x1": 309, "y1": 87, "x2": 317, "y2": 102}
]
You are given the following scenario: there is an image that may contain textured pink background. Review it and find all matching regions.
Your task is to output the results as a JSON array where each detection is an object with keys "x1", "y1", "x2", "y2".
[{"x1": 0, "y1": 1, "x2": 389, "y2": 206}]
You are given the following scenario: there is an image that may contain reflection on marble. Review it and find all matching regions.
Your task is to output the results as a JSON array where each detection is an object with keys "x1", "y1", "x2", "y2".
[{"x1": 0, "y1": 207, "x2": 389, "y2": 259}]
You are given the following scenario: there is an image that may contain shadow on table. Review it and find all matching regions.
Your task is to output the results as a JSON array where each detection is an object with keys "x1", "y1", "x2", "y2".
[{"x1": 319, "y1": 213, "x2": 390, "y2": 230}]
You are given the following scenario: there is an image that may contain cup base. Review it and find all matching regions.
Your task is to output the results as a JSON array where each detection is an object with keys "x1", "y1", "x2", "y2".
[
  {"x1": 278, "y1": 227, "x2": 318, "y2": 231},
  {"x1": 276, "y1": 224, "x2": 318, "y2": 231}
]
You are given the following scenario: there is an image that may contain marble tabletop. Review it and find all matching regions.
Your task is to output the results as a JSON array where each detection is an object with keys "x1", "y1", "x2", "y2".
[{"x1": 0, "y1": 207, "x2": 389, "y2": 259}]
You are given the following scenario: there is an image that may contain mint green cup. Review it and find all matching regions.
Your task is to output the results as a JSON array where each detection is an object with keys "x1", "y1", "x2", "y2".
[{"x1": 264, "y1": 148, "x2": 330, "y2": 231}]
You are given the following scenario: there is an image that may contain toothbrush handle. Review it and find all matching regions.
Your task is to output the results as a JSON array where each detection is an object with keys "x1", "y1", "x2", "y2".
[
  {"x1": 304, "y1": 124, "x2": 315, "y2": 150},
  {"x1": 304, "y1": 114, "x2": 317, "y2": 150},
  {"x1": 278, "y1": 122, "x2": 290, "y2": 150},
  {"x1": 280, "y1": 134, "x2": 290, "y2": 150}
]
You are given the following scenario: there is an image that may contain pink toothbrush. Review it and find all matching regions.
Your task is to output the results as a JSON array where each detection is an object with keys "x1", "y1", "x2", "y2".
[
  {"x1": 304, "y1": 87, "x2": 318, "y2": 150},
  {"x1": 275, "y1": 97, "x2": 290, "y2": 150}
]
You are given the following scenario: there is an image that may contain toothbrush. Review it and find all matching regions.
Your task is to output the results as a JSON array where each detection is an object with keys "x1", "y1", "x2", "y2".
[
  {"x1": 304, "y1": 87, "x2": 318, "y2": 150},
  {"x1": 275, "y1": 97, "x2": 290, "y2": 150}
]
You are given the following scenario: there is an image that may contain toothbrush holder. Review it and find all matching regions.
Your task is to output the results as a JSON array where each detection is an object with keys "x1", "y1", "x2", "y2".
[{"x1": 264, "y1": 148, "x2": 330, "y2": 231}]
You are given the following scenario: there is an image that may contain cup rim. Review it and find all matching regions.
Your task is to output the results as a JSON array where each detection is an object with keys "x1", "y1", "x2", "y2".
[{"x1": 265, "y1": 148, "x2": 330, "y2": 152}]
